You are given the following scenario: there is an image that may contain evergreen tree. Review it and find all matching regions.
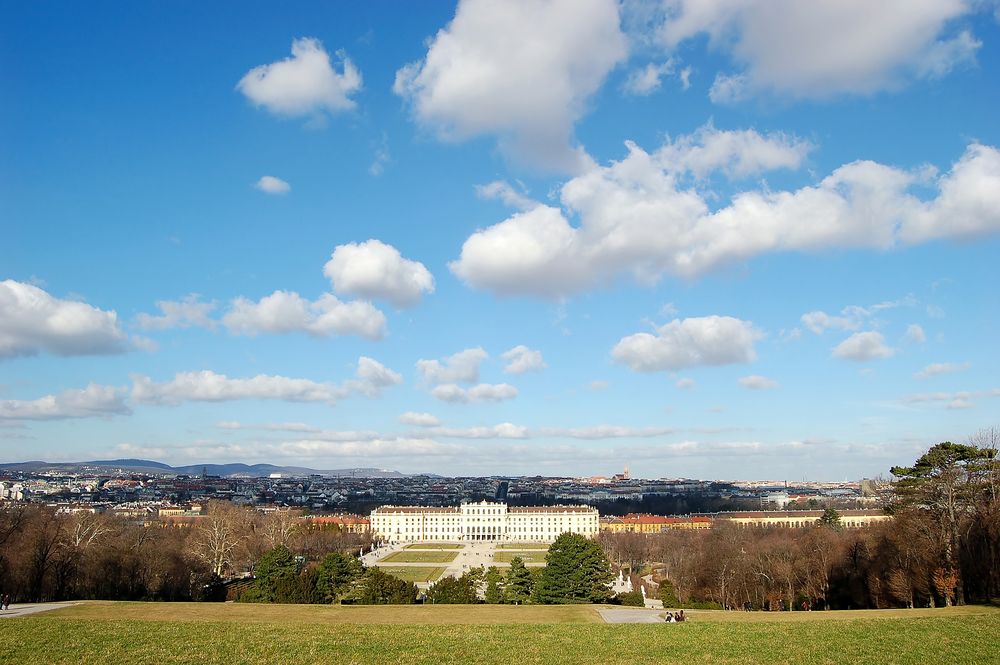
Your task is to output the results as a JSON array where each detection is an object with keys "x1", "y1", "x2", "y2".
[
  {"x1": 426, "y1": 572, "x2": 478, "y2": 604},
  {"x1": 534, "y1": 532, "x2": 612, "y2": 604},
  {"x1": 819, "y1": 507, "x2": 842, "y2": 530},
  {"x1": 353, "y1": 567, "x2": 417, "y2": 604},
  {"x1": 316, "y1": 552, "x2": 364, "y2": 603},
  {"x1": 504, "y1": 556, "x2": 533, "y2": 604},
  {"x1": 485, "y1": 566, "x2": 504, "y2": 604},
  {"x1": 238, "y1": 544, "x2": 298, "y2": 603}
]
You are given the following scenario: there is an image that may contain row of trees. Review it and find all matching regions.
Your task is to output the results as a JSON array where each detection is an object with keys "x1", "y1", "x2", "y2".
[
  {"x1": 600, "y1": 434, "x2": 999, "y2": 610},
  {"x1": 0, "y1": 502, "x2": 370, "y2": 603}
]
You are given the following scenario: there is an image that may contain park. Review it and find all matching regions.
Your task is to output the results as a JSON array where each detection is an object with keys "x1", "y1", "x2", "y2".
[{"x1": 1, "y1": 601, "x2": 997, "y2": 664}]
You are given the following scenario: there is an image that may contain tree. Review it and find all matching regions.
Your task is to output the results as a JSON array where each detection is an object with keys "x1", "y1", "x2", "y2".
[
  {"x1": 484, "y1": 566, "x2": 504, "y2": 604},
  {"x1": 891, "y1": 442, "x2": 994, "y2": 605},
  {"x1": 192, "y1": 501, "x2": 253, "y2": 578},
  {"x1": 535, "y1": 532, "x2": 612, "y2": 604},
  {"x1": 353, "y1": 567, "x2": 417, "y2": 604},
  {"x1": 659, "y1": 578, "x2": 681, "y2": 608},
  {"x1": 239, "y1": 544, "x2": 299, "y2": 603},
  {"x1": 316, "y1": 552, "x2": 364, "y2": 603},
  {"x1": 426, "y1": 572, "x2": 478, "y2": 604},
  {"x1": 504, "y1": 556, "x2": 533, "y2": 604},
  {"x1": 819, "y1": 508, "x2": 842, "y2": 530}
]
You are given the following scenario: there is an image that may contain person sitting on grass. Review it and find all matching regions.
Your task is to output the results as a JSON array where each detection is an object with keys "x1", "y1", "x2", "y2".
[
  {"x1": 676, "y1": 610, "x2": 686, "y2": 622},
  {"x1": 665, "y1": 611, "x2": 676, "y2": 623}
]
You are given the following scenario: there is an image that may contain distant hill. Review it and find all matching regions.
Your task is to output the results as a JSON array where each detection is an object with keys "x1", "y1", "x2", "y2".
[{"x1": 0, "y1": 458, "x2": 406, "y2": 478}]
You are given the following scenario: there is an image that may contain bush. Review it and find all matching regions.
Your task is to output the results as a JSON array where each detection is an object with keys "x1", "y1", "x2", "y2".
[
  {"x1": 659, "y1": 579, "x2": 681, "y2": 608},
  {"x1": 615, "y1": 591, "x2": 645, "y2": 606}
]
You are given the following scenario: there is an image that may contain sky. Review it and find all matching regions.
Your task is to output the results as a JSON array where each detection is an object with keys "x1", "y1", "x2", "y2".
[{"x1": 2, "y1": 1, "x2": 999, "y2": 481}]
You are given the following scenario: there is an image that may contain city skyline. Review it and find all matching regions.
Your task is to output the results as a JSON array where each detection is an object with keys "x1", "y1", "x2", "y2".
[{"x1": 3, "y1": 1, "x2": 999, "y2": 480}]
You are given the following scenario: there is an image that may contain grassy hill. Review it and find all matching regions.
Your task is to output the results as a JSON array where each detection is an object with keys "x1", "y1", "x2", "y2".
[{"x1": 1, "y1": 602, "x2": 997, "y2": 664}]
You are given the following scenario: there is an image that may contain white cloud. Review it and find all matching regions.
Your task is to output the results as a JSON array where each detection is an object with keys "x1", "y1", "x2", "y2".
[
  {"x1": 237, "y1": 38, "x2": 361, "y2": 117},
  {"x1": 323, "y1": 240, "x2": 434, "y2": 307},
  {"x1": 623, "y1": 61, "x2": 676, "y2": 95},
  {"x1": 223, "y1": 290, "x2": 386, "y2": 340},
  {"x1": 738, "y1": 375, "x2": 778, "y2": 390},
  {"x1": 588, "y1": 380, "x2": 609, "y2": 391},
  {"x1": 675, "y1": 377, "x2": 696, "y2": 390},
  {"x1": 0, "y1": 384, "x2": 130, "y2": 420},
  {"x1": 0, "y1": 280, "x2": 128, "y2": 359},
  {"x1": 801, "y1": 310, "x2": 861, "y2": 334},
  {"x1": 417, "y1": 348, "x2": 488, "y2": 384},
  {"x1": 430, "y1": 423, "x2": 528, "y2": 439},
  {"x1": 255, "y1": 176, "x2": 291, "y2": 195},
  {"x1": 475, "y1": 181, "x2": 537, "y2": 211},
  {"x1": 538, "y1": 425, "x2": 674, "y2": 439},
  {"x1": 133, "y1": 356, "x2": 400, "y2": 407},
  {"x1": 431, "y1": 383, "x2": 518, "y2": 403},
  {"x1": 708, "y1": 72, "x2": 750, "y2": 103},
  {"x1": 832, "y1": 331, "x2": 895, "y2": 361},
  {"x1": 345, "y1": 357, "x2": 404, "y2": 397},
  {"x1": 501, "y1": 345, "x2": 546, "y2": 374},
  {"x1": 612, "y1": 316, "x2": 762, "y2": 372},
  {"x1": 399, "y1": 412, "x2": 442, "y2": 427},
  {"x1": 393, "y1": 0, "x2": 626, "y2": 171},
  {"x1": 369, "y1": 133, "x2": 391, "y2": 177},
  {"x1": 905, "y1": 323, "x2": 927, "y2": 344},
  {"x1": 659, "y1": 0, "x2": 980, "y2": 99},
  {"x1": 135, "y1": 294, "x2": 217, "y2": 331},
  {"x1": 914, "y1": 361, "x2": 970, "y2": 380},
  {"x1": 452, "y1": 139, "x2": 1000, "y2": 297}
]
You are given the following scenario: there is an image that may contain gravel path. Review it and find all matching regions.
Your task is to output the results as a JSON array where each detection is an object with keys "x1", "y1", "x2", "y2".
[{"x1": 0, "y1": 603, "x2": 76, "y2": 618}]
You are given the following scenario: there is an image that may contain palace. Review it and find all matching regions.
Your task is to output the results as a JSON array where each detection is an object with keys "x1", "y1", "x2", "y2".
[{"x1": 370, "y1": 501, "x2": 599, "y2": 543}]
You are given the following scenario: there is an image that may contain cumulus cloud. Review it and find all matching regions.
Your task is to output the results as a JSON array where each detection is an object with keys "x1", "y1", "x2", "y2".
[
  {"x1": 323, "y1": 240, "x2": 434, "y2": 307},
  {"x1": 501, "y1": 345, "x2": 546, "y2": 374},
  {"x1": 914, "y1": 361, "x2": 971, "y2": 380},
  {"x1": 659, "y1": 0, "x2": 981, "y2": 100},
  {"x1": 801, "y1": 309, "x2": 863, "y2": 334},
  {"x1": 132, "y1": 356, "x2": 401, "y2": 407},
  {"x1": 223, "y1": 290, "x2": 386, "y2": 340},
  {"x1": 0, "y1": 384, "x2": 131, "y2": 420},
  {"x1": 475, "y1": 181, "x2": 537, "y2": 211},
  {"x1": 393, "y1": 0, "x2": 626, "y2": 171},
  {"x1": 903, "y1": 388, "x2": 1000, "y2": 410},
  {"x1": 623, "y1": 61, "x2": 677, "y2": 95},
  {"x1": 0, "y1": 280, "x2": 128, "y2": 359},
  {"x1": 237, "y1": 38, "x2": 361, "y2": 118},
  {"x1": 255, "y1": 176, "x2": 291, "y2": 195},
  {"x1": 538, "y1": 425, "x2": 674, "y2": 439},
  {"x1": 832, "y1": 331, "x2": 895, "y2": 361},
  {"x1": 905, "y1": 323, "x2": 927, "y2": 344},
  {"x1": 451, "y1": 138, "x2": 1000, "y2": 297},
  {"x1": 417, "y1": 348, "x2": 488, "y2": 384},
  {"x1": 612, "y1": 316, "x2": 762, "y2": 372},
  {"x1": 431, "y1": 383, "x2": 518, "y2": 403},
  {"x1": 135, "y1": 294, "x2": 217, "y2": 331},
  {"x1": 429, "y1": 423, "x2": 529, "y2": 439},
  {"x1": 399, "y1": 411, "x2": 442, "y2": 427},
  {"x1": 738, "y1": 375, "x2": 779, "y2": 390}
]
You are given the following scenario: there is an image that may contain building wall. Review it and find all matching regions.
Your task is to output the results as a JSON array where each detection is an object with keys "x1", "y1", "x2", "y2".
[{"x1": 370, "y1": 501, "x2": 599, "y2": 542}]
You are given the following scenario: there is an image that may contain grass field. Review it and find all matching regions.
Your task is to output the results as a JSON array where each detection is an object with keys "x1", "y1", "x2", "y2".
[
  {"x1": 381, "y1": 551, "x2": 458, "y2": 564},
  {"x1": 497, "y1": 543, "x2": 549, "y2": 550},
  {"x1": 493, "y1": 551, "x2": 548, "y2": 564},
  {"x1": 405, "y1": 543, "x2": 463, "y2": 550},
  {"x1": 2, "y1": 603, "x2": 997, "y2": 664},
  {"x1": 376, "y1": 566, "x2": 447, "y2": 583}
]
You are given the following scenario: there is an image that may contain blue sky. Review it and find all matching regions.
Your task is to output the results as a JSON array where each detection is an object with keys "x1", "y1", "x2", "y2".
[{"x1": 2, "y1": 1, "x2": 999, "y2": 480}]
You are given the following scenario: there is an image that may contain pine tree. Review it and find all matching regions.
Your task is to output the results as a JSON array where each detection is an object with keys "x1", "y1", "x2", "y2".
[
  {"x1": 504, "y1": 556, "x2": 533, "y2": 604},
  {"x1": 534, "y1": 532, "x2": 612, "y2": 604}
]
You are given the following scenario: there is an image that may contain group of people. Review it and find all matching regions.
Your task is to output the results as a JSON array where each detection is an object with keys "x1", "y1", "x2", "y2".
[{"x1": 664, "y1": 610, "x2": 686, "y2": 623}]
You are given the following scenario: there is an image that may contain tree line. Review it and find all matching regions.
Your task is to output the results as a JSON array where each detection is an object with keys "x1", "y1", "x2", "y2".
[{"x1": 604, "y1": 434, "x2": 999, "y2": 610}]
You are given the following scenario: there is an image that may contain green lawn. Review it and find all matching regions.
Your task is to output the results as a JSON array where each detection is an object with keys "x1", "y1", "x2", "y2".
[
  {"x1": 376, "y1": 566, "x2": 447, "y2": 583},
  {"x1": 493, "y1": 551, "x2": 548, "y2": 564},
  {"x1": 405, "y1": 543, "x2": 463, "y2": 550},
  {"x1": 497, "y1": 543, "x2": 550, "y2": 550},
  {"x1": 2, "y1": 603, "x2": 997, "y2": 664},
  {"x1": 381, "y1": 550, "x2": 459, "y2": 564}
]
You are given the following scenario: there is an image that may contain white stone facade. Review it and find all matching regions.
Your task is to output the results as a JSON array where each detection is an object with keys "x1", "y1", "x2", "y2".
[{"x1": 370, "y1": 501, "x2": 599, "y2": 543}]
